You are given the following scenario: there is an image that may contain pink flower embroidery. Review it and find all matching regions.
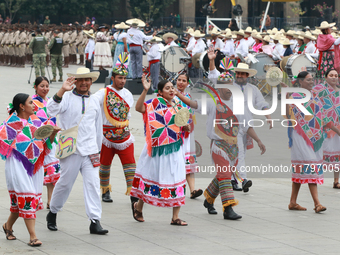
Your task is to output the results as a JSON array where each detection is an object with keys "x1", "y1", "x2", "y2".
[
  {"x1": 31, "y1": 198, "x2": 38, "y2": 210},
  {"x1": 139, "y1": 180, "x2": 145, "y2": 191},
  {"x1": 176, "y1": 186, "x2": 184, "y2": 197}
]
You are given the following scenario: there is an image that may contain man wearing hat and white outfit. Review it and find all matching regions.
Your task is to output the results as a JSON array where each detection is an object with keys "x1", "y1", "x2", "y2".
[
  {"x1": 184, "y1": 28, "x2": 196, "y2": 52},
  {"x1": 146, "y1": 36, "x2": 162, "y2": 91},
  {"x1": 244, "y1": 27, "x2": 255, "y2": 48},
  {"x1": 126, "y1": 18, "x2": 156, "y2": 79},
  {"x1": 163, "y1": 32, "x2": 178, "y2": 47},
  {"x1": 188, "y1": 30, "x2": 206, "y2": 78},
  {"x1": 207, "y1": 28, "x2": 224, "y2": 50},
  {"x1": 207, "y1": 52, "x2": 271, "y2": 192},
  {"x1": 221, "y1": 30, "x2": 235, "y2": 58},
  {"x1": 270, "y1": 33, "x2": 285, "y2": 60},
  {"x1": 285, "y1": 30, "x2": 297, "y2": 50},
  {"x1": 301, "y1": 31, "x2": 317, "y2": 54},
  {"x1": 84, "y1": 29, "x2": 95, "y2": 71},
  {"x1": 46, "y1": 68, "x2": 108, "y2": 235},
  {"x1": 235, "y1": 30, "x2": 249, "y2": 61}
]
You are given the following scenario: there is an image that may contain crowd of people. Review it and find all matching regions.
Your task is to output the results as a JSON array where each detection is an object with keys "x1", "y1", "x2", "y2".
[{"x1": 1, "y1": 17, "x2": 340, "y2": 249}]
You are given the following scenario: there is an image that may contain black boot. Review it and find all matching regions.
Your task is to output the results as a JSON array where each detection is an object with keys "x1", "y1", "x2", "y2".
[
  {"x1": 102, "y1": 190, "x2": 113, "y2": 202},
  {"x1": 242, "y1": 179, "x2": 252, "y2": 193},
  {"x1": 130, "y1": 196, "x2": 139, "y2": 203},
  {"x1": 223, "y1": 205, "x2": 242, "y2": 220},
  {"x1": 89, "y1": 220, "x2": 108, "y2": 235},
  {"x1": 231, "y1": 180, "x2": 242, "y2": 191},
  {"x1": 203, "y1": 199, "x2": 218, "y2": 214},
  {"x1": 46, "y1": 211, "x2": 58, "y2": 231}
]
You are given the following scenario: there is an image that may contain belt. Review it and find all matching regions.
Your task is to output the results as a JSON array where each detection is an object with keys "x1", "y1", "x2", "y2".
[
  {"x1": 149, "y1": 59, "x2": 160, "y2": 64},
  {"x1": 129, "y1": 43, "x2": 142, "y2": 48}
]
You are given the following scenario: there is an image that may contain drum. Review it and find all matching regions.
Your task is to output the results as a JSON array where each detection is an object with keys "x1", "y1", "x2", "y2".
[
  {"x1": 161, "y1": 46, "x2": 188, "y2": 73},
  {"x1": 285, "y1": 54, "x2": 317, "y2": 78},
  {"x1": 248, "y1": 53, "x2": 276, "y2": 79},
  {"x1": 199, "y1": 50, "x2": 225, "y2": 73}
]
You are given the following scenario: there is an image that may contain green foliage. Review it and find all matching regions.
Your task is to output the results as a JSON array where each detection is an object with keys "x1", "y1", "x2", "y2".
[{"x1": 128, "y1": 0, "x2": 176, "y2": 21}]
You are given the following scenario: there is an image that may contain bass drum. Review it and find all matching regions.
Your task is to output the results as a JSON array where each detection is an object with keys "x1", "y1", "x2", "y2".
[
  {"x1": 248, "y1": 53, "x2": 276, "y2": 79},
  {"x1": 285, "y1": 54, "x2": 317, "y2": 78},
  {"x1": 142, "y1": 54, "x2": 149, "y2": 67},
  {"x1": 161, "y1": 46, "x2": 187, "y2": 73},
  {"x1": 199, "y1": 50, "x2": 225, "y2": 73}
]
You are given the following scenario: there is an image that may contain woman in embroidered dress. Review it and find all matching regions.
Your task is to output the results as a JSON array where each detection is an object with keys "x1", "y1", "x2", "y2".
[
  {"x1": 93, "y1": 25, "x2": 113, "y2": 70},
  {"x1": 2, "y1": 93, "x2": 60, "y2": 246},
  {"x1": 286, "y1": 71, "x2": 340, "y2": 213},
  {"x1": 130, "y1": 77, "x2": 189, "y2": 226},
  {"x1": 175, "y1": 73, "x2": 202, "y2": 199},
  {"x1": 312, "y1": 69, "x2": 340, "y2": 189},
  {"x1": 315, "y1": 21, "x2": 340, "y2": 79},
  {"x1": 33, "y1": 77, "x2": 60, "y2": 209}
]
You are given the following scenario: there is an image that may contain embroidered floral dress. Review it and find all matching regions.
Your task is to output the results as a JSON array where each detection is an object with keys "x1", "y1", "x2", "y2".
[
  {"x1": 130, "y1": 97, "x2": 186, "y2": 207},
  {"x1": 0, "y1": 113, "x2": 52, "y2": 218},
  {"x1": 313, "y1": 84, "x2": 340, "y2": 169},
  {"x1": 175, "y1": 92, "x2": 198, "y2": 174},
  {"x1": 32, "y1": 95, "x2": 60, "y2": 185},
  {"x1": 287, "y1": 92, "x2": 333, "y2": 184}
]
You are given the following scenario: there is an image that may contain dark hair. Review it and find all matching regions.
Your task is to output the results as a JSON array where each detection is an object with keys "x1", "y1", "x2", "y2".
[
  {"x1": 230, "y1": 19, "x2": 239, "y2": 32},
  {"x1": 34, "y1": 76, "x2": 49, "y2": 87},
  {"x1": 177, "y1": 73, "x2": 189, "y2": 83},
  {"x1": 10, "y1": 93, "x2": 30, "y2": 115},
  {"x1": 294, "y1": 71, "x2": 310, "y2": 87},
  {"x1": 321, "y1": 28, "x2": 329, "y2": 35},
  {"x1": 325, "y1": 69, "x2": 338, "y2": 78},
  {"x1": 158, "y1": 80, "x2": 171, "y2": 92},
  {"x1": 36, "y1": 29, "x2": 42, "y2": 34}
]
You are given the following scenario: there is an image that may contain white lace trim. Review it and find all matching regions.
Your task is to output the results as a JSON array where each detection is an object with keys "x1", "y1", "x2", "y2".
[{"x1": 102, "y1": 134, "x2": 135, "y2": 150}]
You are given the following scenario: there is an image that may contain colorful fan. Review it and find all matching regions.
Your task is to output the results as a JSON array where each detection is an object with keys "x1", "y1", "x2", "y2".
[
  {"x1": 116, "y1": 52, "x2": 129, "y2": 68},
  {"x1": 219, "y1": 57, "x2": 234, "y2": 71}
]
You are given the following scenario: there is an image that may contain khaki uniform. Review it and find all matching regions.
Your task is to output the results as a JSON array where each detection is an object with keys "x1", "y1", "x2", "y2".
[
  {"x1": 0, "y1": 31, "x2": 5, "y2": 65},
  {"x1": 2, "y1": 32, "x2": 9, "y2": 56},
  {"x1": 16, "y1": 31, "x2": 27, "y2": 57},
  {"x1": 62, "y1": 31, "x2": 70, "y2": 57},
  {"x1": 69, "y1": 30, "x2": 77, "y2": 54},
  {"x1": 75, "y1": 31, "x2": 84, "y2": 65},
  {"x1": 8, "y1": 32, "x2": 15, "y2": 57},
  {"x1": 13, "y1": 30, "x2": 20, "y2": 57},
  {"x1": 26, "y1": 32, "x2": 33, "y2": 55}
]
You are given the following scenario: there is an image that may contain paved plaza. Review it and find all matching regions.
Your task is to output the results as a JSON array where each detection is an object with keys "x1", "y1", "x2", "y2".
[{"x1": 0, "y1": 65, "x2": 339, "y2": 255}]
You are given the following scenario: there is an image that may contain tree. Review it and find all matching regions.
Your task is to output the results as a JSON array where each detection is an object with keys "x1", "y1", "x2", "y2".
[
  {"x1": 128, "y1": 0, "x2": 176, "y2": 21},
  {"x1": 3, "y1": 0, "x2": 27, "y2": 22}
]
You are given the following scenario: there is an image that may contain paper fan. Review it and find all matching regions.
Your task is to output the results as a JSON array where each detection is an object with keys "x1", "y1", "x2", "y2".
[
  {"x1": 219, "y1": 57, "x2": 234, "y2": 70},
  {"x1": 195, "y1": 140, "x2": 202, "y2": 157},
  {"x1": 34, "y1": 125, "x2": 54, "y2": 140},
  {"x1": 174, "y1": 108, "x2": 190, "y2": 127},
  {"x1": 266, "y1": 67, "x2": 283, "y2": 87}
]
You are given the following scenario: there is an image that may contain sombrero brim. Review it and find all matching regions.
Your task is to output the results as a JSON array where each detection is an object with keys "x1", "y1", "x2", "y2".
[
  {"x1": 190, "y1": 33, "x2": 205, "y2": 37},
  {"x1": 163, "y1": 33, "x2": 178, "y2": 41},
  {"x1": 317, "y1": 22, "x2": 336, "y2": 29},
  {"x1": 233, "y1": 68, "x2": 257, "y2": 77},
  {"x1": 83, "y1": 31, "x2": 95, "y2": 39},
  {"x1": 67, "y1": 72, "x2": 100, "y2": 82}
]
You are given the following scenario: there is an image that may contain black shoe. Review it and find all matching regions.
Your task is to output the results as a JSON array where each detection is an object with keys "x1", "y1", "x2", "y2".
[
  {"x1": 102, "y1": 191, "x2": 113, "y2": 203},
  {"x1": 46, "y1": 211, "x2": 58, "y2": 231},
  {"x1": 231, "y1": 180, "x2": 242, "y2": 191},
  {"x1": 203, "y1": 199, "x2": 218, "y2": 215},
  {"x1": 89, "y1": 220, "x2": 108, "y2": 235},
  {"x1": 223, "y1": 205, "x2": 242, "y2": 220},
  {"x1": 242, "y1": 179, "x2": 252, "y2": 193},
  {"x1": 130, "y1": 196, "x2": 139, "y2": 203}
]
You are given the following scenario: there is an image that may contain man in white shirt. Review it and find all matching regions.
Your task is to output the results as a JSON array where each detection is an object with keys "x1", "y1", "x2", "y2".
[
  {"x1": 146, "y1": 37, "x2": 162, "y2": 91},
  {"x1": 93, "y1": 59, "x2": 138, "y2": 204},
  {"x1": 221, "y1": 31, "x2": 235, "y2": 57},
  {"x1": 126, "y1": 19, "x2": 155, "y2": 79},
  {"x1": 270, "y1": 33, "x2": 285, "y2": 60},
  {"x1": 285, "y1": 30, "x2": 297, "y2": 50},
  {"x1": 235, "y1": 30, "x2": 249, "y2": 60},
  {"x1": 244, "y1": 27, "x2": 255, "y2": 48},
  {"x1": 185, "y1": 28, "x2": 196, "y2": 52},
  {"x1": 46, "y1": 68, "x2": 108, "y2": 235},
  {"x1": 84, "y1": 30, "x2": 95, "y2": 71},
  {"x1": 207, "y1": 27, "x2": 224, "y2": 50},
  {"x1": 188, "y1": 30, "x2": 206, "y2": 78},
  {"x1": 302, "y1": 31, "x2": 317, "y2": 55},
  {"x1": 163, "y1": 32, "x2": 178, "y2": 47}
]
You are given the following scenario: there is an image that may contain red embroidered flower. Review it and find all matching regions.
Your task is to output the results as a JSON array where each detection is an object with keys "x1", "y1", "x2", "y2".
[
  {"x1": 10, "y1": 194, "x2": 17, "y2": 204},
  {"x1": 160, "y1": 188, "x2": 171, "y2": 199},
  {"x1": 189, "y1": 156, "x2": 196, "y2": 164},
  {"x1": 18, "y1": 197, "x2": 25, "y2": 209},
  {"x1": 132, "y1": 178, "x2": 140, "y2": 188},
  {"x1": 25, "y1": 197, "x2": 34, "y2": 203},
  {"x1": 31, "y1": 198, "x2": 38, "y2": 210}
]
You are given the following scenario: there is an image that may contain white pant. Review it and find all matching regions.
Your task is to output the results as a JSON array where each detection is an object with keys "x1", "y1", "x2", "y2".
[
  {"x1": 233, "y1": 133, "x2": 247, "y2": 181},
  {"x1": 50, "y1": 154, "x2": 102, "y2": 220}
]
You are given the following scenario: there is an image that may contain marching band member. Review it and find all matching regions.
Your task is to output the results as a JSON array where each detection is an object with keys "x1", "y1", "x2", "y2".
[
  {"x1": 261, "y1": 35, "x2": 273, "y2": 54},
  {"x1": 163, "y1": 32, "x2": 178, "y2": 47},
  {"x1": 235, "y1": 30, "x2": 248, "y2": 61},
  {"x1": 244, "y1": 27, "x2": 255, "y2": 48},
  {"x1": 280, "y1": 38, "x2": 293, "y2": 57},
  {"x1": 189, "y1": 30, "x2": 206, "y2": 78},
  {"x1": 207, "y1": 27, "x2": 224, "y2": 50},
  {"x1": 185, "y1": 28, "x2": 196, "y2": 52},
  {"x1": 295, "y1": 34, "x2": 306, "y2": 54},
  {"x1": 252, "y1": 33, "x2": 263, "y2": 53},
  {"x1": 301, "y1": 31, "x2": 316, "y2": 54},
  {"x1": 146, "y1": 36, "x2": 162, "y2": 92},
  {"x1": 285, "y1": 30, "x2": 297, "y2": 50},
  {"x1": 270, "y1": 33, "x2": 285, "y2": 59},
  {"x1": 221, "y1": 30, "x2": 235, "y2": 57}
]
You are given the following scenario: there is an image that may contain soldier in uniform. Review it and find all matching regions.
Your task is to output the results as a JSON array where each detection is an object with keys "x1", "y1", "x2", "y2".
[
  {"x1": 16, "y1": 25, "x2": 27, "y2": 67},
  {"x1": 49, "y1": 30, "x2": 63, "y2": 82},
  {"x1": 29, "y1": 28, "x2": 47, "y2": 77},
  {"x1": 8, "y1": 25, "x2": 15, "y2": 66},
  {"x1": 43, "y1": 25, "x2": 52, "y2": 66},
  {"x1": 62, "y1": 26, "x2": 70, "y2": 67},
  {"x1": 69, "y1": 26, "x2": 77, "y2": 64},
  {"x1": 0, "y1": 26, "x2": 5, "y2": 65},
  {"x1": 75, "y1": 26, "x2": 84, "y2": 65},
  {"x1": 1, "y1": 26, "x2": 9, "y2": 66},
  {"x1": 12, "y1": 24, "x2": 20, "y2": 66},
  {"x1": 26, "y1": 26, "x2": 33, "y2": 64}
]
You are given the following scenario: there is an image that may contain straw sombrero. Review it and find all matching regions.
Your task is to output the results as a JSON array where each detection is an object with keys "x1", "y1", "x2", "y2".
[
  {"x1": 183, "y1": 27, "x2": 193, "y2": 33},
  {"x1": 285, "y1": 30, "x2": 295, "y2": 36},
  {"x1": 266, "y1": 67, "x2": 283, "y2": 86},
  {"x1": 190, "y1": 30, "x2": 205, "y2": 38},
  {"x1": 270, "y1": 33, "x2": 283, "y2": 41},
  {"x1": 301, "y1": 31, "x2": 316, "y2": 41},
  {"x1": 252, "y1": 33, "x2": 263, "y2": 41},
  {"x1": 233, "y1": 63, "x2": 257, "y2": 77},
  {"x1": 115, "y1": 22, "x2": 130, "y2": 30},
  {"x1": 67, "y1": 68, "x2": 100, "y2": 82},
  {"x1": 235, "y1": 29, "x2": 245, "y2": 37},
  {"x1": 209, "y1": 27, "x2": 221, "y2": 35},
  {"x1": 145, "y1": 36, "x2": 162, "y2": 43},
  {"x1": 126, "y1": 18, "x2": 145, "y2": 27},
  {"x1": 279, "y1": 38, "x2": 293, "y2": 46},
  {"x1": 317, "y1": 21, "x2": 336, "y2": 30},
  {"x1": 83, "y1": 29, "x2": 95, "y2": 39},
  {"x1": 244, "y1": 27, "x2": 252, "y2": 33},
  {"x1": 262, "y1": 35, "x2": 271, "y2": 43},
  {"x1": 163, "y1": 32, "x2": 178, "y2": 41}
]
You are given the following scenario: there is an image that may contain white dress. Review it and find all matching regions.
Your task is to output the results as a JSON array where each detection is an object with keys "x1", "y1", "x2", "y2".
[{"x1": 93, "y1": 32, "x2": 112, "y2": 67}]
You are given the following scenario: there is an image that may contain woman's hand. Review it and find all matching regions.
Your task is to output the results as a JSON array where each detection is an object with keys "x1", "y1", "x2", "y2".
[
  {"x1": 257, "y1": 140, "x2": 266, "y2": 155},
  {"x1": 141, "y1": 74, "x2": 151, "y2": 91}
]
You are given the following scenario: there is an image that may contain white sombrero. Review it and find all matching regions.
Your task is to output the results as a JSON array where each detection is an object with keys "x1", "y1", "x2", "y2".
[
  {"x1": 301, "y1": 31, "x2": 316, "y2": 41},
  {"x1": 285, "y1": 30, "x2": 295, "y2": 36},
  {"x1": 190, "y1": 30, "x2": 205, "y2": 38},
  {"x1": 146, "y1": 36, "x2": 162, "y2": 43},
  {"x1": 262, "y1": 35, "x2": 271, "y2": 43},
  {"x1": 270, "y1": 33, "x2": 283, "y2": 41},
  {"x1": 126, "y1": 18, "x2": 145, "y2": 27},
  {"x1": 209, "y1": 27, "x2": 221, "y2": 35},
  {"x1": 317, "y1": 21, "x2": 336, "y2": 30},
  {"x1": 67, "y1": 68, "x2": 100, "y2": 82},
  {"x1": 266, "y1": 67, "x2": 283, "y2": 86},
  {"x1": 184, "y1": 28, "x2": 194, "y2": 35},
  {"x1": 279, "y1": 38, "x2": 293, "y2": 46},
  {"x1": 234, "y1": 63, "x2": 257, "y2": 77},
  {"x1": 115, "y1": 22, "x2": 130, "y2": 30},
  {"x1": 244, "y1": 27, "x2": 252, "y2": 33},
  {"x1": 163, "y1": 32, "x2": 178, "y2": 41},
  {"x1": 222, "y1": 30, "x2": 233, "y2": 38},
  {"x1": 235, "y1": 29, "x2": 246, "y2": 37},
  {"x1": 83, "y1": 29, "x2": 95, "y2": 39},
  {"x1": 252, "y1": 33, "x2": 263, "y2": 41}
]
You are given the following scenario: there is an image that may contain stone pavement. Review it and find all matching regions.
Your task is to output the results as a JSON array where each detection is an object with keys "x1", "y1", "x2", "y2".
[{"x1": 0, "y1": 65, "x2": 340, "y2": 255}]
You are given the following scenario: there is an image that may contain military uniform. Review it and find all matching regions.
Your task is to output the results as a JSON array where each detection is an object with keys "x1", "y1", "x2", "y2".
[
  {"x1": 26, "y1": 29, "x2": 33, "y2": 64},
  {"x1": 44, "y1": 29, "x2": 52, "y2": 65},
  {"x1": 69, "y1": 28, "x2": 77, "y2": 64},
  {"x1": 29, "y1": 33, "x2": 47, "y2": 77},
  {"x1": 62, "y1": 29, "x2": 70, "y2": 67},
  {"x1": 49, "y1": 34, "x2": 63, "y2": 82},
  {"x1": 16, "y1": 27, "x2": 27, "y2": 67},
  {"x1": 7, "y1": 29, "x2": 15, "y2": 66},
  {"x1": 0, "y1": 28, "x2": 5, "y2": 65},
  {"x1": 1, "y1": 29, "x2": 9, "y2": 65},
  {"x1": 75, "y1": 29, "x2": 84, "y2": 65}
]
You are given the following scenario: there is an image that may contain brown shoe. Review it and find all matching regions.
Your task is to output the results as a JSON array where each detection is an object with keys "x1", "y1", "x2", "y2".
[
  {"x1": 314, "y1": 204, "x2": 326, "y2": 213},
  {"x1": 288, "y1": 203, "x2": 307, "y2": 211},
  {"x1": 333, "y1": 182, "x2": 340, "y2": 189}
]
